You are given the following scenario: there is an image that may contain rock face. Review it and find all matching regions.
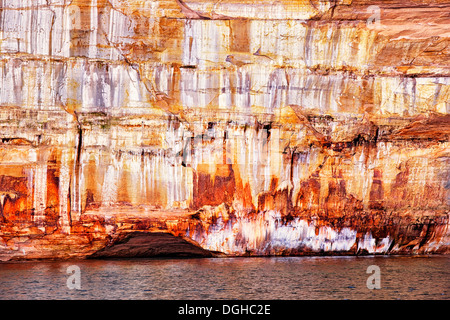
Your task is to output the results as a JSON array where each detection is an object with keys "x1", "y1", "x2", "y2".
[{"x1": 0, "y1": 0, "x2": 448, "y2": 260}]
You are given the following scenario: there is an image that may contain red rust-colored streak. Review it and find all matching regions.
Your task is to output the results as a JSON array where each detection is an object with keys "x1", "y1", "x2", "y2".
[
  {"x1": 369, "y1": 169, "x2": 385, "y2": 210},
  {"x1": 192, "y1": 164, "x2": 236, "y2": 210},
  {"x1": 0, "y1": 175, "x2": 30, "y2": 222},
  {"x1": 295, "y1": 171, "x2": 321, "y2": 213},
  {"x1": 390, "y1": 163, "x2": 410, "y2": 209},
  {"x1": 233, "y1": 167, "x2": 255, "y2": 212},
  {"x1": 45, "y1": 168, "x2": 60, "y2": 228},
  {"x1": 391, "y1": 114, "x2": 450, "y2": 140},
  {"x1": 257, "y1": 177, "x2": 294, "y2": 218},
  {"x1": 324, "y1": 169, "x2": 348, "y2": 219}
]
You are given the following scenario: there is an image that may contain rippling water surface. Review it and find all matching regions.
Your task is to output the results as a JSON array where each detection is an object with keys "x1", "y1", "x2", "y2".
[{"x1": 0, "y1": 256, "x2": 448, "y2": 300}]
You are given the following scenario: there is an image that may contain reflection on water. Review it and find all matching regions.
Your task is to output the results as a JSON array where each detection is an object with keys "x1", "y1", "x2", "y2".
[{"x1": 0, "y1": 256, "x2": 448, "y2": 300}]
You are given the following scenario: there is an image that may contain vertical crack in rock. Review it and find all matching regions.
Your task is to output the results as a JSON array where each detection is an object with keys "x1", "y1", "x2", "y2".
[{"x1": 72, "y1": 111, "x2": 82, "y2": 218}]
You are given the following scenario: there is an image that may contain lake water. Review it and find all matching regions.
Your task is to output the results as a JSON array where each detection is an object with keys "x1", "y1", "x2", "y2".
[{"x1": 0, "y1": 256, "x2": 448, "y2": 300}]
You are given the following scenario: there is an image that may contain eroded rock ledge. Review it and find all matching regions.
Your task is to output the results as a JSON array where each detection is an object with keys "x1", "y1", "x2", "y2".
[
  {"x1": 0, "y1": 0, "x2": 448, "y2": 261},
  {"x1": 88, "y1": 232, "x2": 213, "y2": 258}
]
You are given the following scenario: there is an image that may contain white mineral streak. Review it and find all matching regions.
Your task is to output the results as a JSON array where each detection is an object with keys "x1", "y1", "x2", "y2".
[
  {"x1": 25, "y1": 167, "x2": 34, "y2": 214},
  {"x1": 422, "y1": 221, "x2": 450, "y2": 253},
  {"x1": 358, "y1": 233, "x2": 392, "y2": 254},
  {"x1": 188, "y1": 209, "x2": 357, "y2": 255},
  {"x1": 0, "y1": 0, "x2": 54, "y2": 56},
  {"x1": 89, "y1": 0, "x2": 98, "y2": 58},
  {"x1": 58, "y1": 149, "x2": 71, "y2": 233},
  {"x1": 91, "y1": 146, "x2": 191, "y2": 210},
  {"x1": 34, "y1": 160, "x2": 47, "y2": 228},
  {"x1": 175, "y1": 66, "x2": 449, "y2": 116},
  {"x1": 101, "y1": 163, "x2": 118, "y2": 207},
  {"x1": 183, "y1": 0, "x2": 329, "y2": 20},
  {"x1": 0, "y1": 55, "x2": 447, "y2": 117},
  {"x1": 0, "y1": 0, "x2": 447, "y2": 116},
  {"x1": 375, "y1": 77, "x2": 450, "y2": 115},
  {"x1": 182, "y1": 20, "x2": 230, "y2": 68}
]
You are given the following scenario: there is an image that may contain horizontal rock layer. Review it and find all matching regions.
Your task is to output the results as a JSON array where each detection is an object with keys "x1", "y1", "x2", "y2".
[{"x1": 0, "y1": 0, "x2": 448, "y2": 260}]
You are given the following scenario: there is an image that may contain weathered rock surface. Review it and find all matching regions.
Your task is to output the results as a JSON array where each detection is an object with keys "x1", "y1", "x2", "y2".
[{"x1": 0, "y1": 0, "x2": 448, "y2": 260}]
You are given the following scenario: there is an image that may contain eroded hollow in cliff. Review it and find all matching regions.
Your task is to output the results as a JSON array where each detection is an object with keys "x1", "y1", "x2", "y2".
[{"x1": 88, "y1": 232, "x2": 213, "y2": 259}]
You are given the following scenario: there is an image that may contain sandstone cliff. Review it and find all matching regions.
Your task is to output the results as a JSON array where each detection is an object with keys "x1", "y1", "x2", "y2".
[{"x1": 0, "y1": 0, "x2": 448, "y2": 260}]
